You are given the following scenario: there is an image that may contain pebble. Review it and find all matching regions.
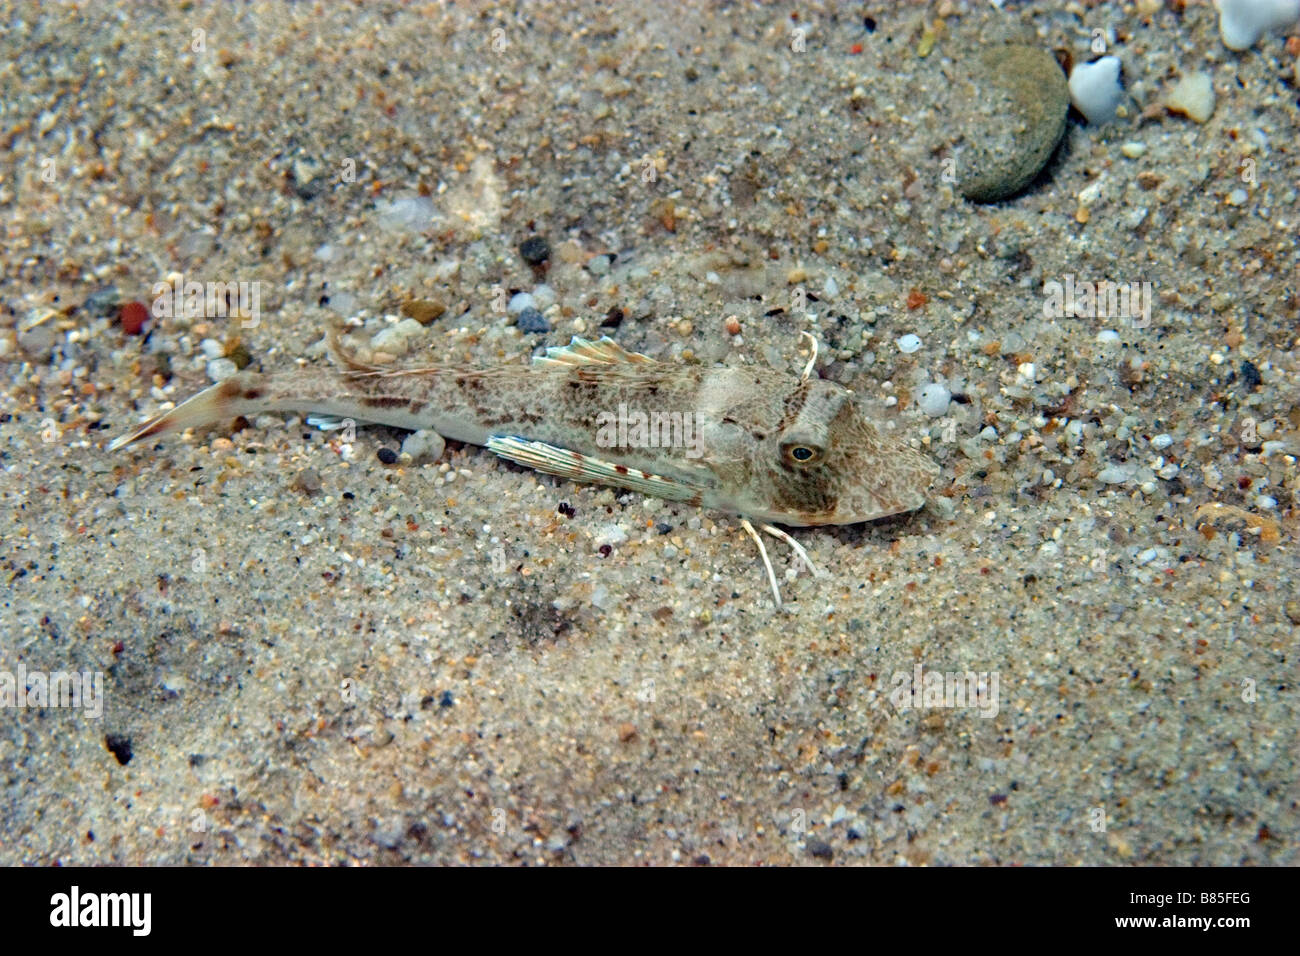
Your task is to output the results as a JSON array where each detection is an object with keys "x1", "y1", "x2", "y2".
[
  {"x1": 519, "y1": 235, "x2": 550, "y2": 265},
  {"x1": 376, "y1": 447, "x2": 399, "y2": 465},
  {"x1": 594, "y1": 523, "x2": 628, "y2": 548},
  {"x1": 206, "y1": 358, "x2": 238, "y2": 382},
  {"x1": 896, "y1": 334, "x2": 922, "y2": 354},
  {"x1": 586, "y1": 254, "x2": 612, "y2": 277},
  {"x1": 507, "y1": 292, "x2": 536, "y2": 315},
  {"x1": 958, "y1": 45, "x2": 1069, "y2": 203},
  {"x1": 1097, "y1": 464, "x2": 1134, "y2": 485},
  {"x1": 1120, "y1": 142, "x2": 1148, "y2": 159},
  {"x1": 1151, "y1": 433, "x2": 1174, "y2": 449},
  {"x1": 917, "y1": 383, "x2": 952, "y2": 417},
  {"x1": 370, "y1": 318, "x2": 426, "y2": 354},
  {"x1": 1167, "y1": 72, "x2": 1215, "y2": 123},
  {"x1": 83, "y1": 286, "x2": 121, "y2": 319},
  {"x1": 1217, "y1": 0, "x2": 1300, "y2": 51},
  {"x1": 516, "y1": 306, "x2": 549, "y2": 333},
  {"x1": 374, "y1": 195, "x2": 437, "y2": 232},
  {"x1": 401, "y1": 430, "x2": 446, "y2": 463},
  {"x1": 1068, "y1": 57, "x2": 1124, "y2": 125},
  {"x1": 531, "y1": 284, "x2": 557, "y2": 311}
]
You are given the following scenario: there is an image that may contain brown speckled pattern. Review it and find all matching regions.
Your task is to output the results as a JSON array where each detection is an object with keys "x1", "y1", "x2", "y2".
[{"x1": 114, "y1": 350, "x2": 937, "y2": 527}]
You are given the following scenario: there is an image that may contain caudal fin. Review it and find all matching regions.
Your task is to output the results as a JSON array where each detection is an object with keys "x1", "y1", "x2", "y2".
[{"x1": 109, "y1": 375, "x2": 266, "y2": 451}]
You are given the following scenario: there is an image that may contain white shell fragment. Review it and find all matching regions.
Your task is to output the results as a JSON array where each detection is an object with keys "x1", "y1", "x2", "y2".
[
  {"x1": 1216, "y1": 0, "x2": 1300, "y2": 51},
  {"x1": 1167, "y1": 72, "x2": 1216, "y2": 123},
  {"x1": 1068, "y1": 57, "x2": 1124, "y2": 125}
]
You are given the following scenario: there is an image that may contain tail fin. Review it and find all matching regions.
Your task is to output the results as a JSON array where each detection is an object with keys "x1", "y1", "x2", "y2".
[{"x1": 109, "y1": 375, "x2": 267, "y2": 451}]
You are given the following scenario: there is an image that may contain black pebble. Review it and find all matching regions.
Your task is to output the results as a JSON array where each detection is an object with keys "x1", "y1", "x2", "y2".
[
  {"x1": 517, "y1": 306, "x2": 549, "y2": 333},
  {"x1": 656, "y1": 522, "x2": 672, "y2": 535},
  {"x1": 864, "y1": 16, "x2": 877, "y2": 32},
  {"x1": 377, "y1": 448, "x2": 398, "y2": 465},
  {"x1": 806, "y1": 839, "x2": 833, "y2": 860},
  {"x1": 105, "y1": 733, "x2": 133, "y2": 766},
  {"x1": 1239, "y1": 360, "x2": 1262, "y2": 392},
  {"x1": 519, "y1": 235, "x2": 550, "y2": 265},
  {"x1": 439, "y1": 690, "x2": 454, "y2": 708}
]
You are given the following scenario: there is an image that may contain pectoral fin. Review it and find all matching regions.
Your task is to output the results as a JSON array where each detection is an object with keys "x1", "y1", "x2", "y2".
[{"x1": 486, "y1": 435, "x2": 700, "y2": 504}]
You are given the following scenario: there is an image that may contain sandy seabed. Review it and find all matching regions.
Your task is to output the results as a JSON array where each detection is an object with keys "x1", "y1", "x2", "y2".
[{"x1": 1, "y1": 0, "x2": 1296, "y2": 864}]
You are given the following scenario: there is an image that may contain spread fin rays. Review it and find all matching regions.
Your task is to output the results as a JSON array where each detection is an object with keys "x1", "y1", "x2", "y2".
[
  {"x1": 489, "y1": 434, "x2": 821, "y2": 607},
  {"x1": 531, "y1": 336, "x2": 657, "y2": 369},
  {"x1": 486, "y1": 435, "x2": 700, "y2": 503}
]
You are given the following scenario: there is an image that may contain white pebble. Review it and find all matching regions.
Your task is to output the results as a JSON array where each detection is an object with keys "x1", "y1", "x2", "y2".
[
  {"x1": 1096, "y1": 329, "x2": 1121, "y2": 343},
  {"x1": 1068, "y1": 57, "x2": 1124, "y2": 125},
  {"x1": 370, "y1": 318, "x2": 426, "y2": 353},
  {"x1": 401, "y1": 430, "x2": 445, "y2": 463},
  {"x1": 531, "y1": 284, "x2": 557, "y2": 310},
  {"x1": 1151, "y1": 433, "x2": 1173, "y2": 449},
  {"x1": 823, "y1": 276, "x2": 839, "y2": 299},
  {"x1": 507, "y1": 292, "x2": 535, "y2": 315},
  {"x1": 1167, "y1": 72, "x2": 1216, "y2": 123},
  {"x1": 594, "y1": 523, "x2": 628, "y2": 549},
  {"x1": 1227, "y1": 187, "x2": 1249, "y2": 206},
  {"x1": 917, "y1": 383, "x2": 951, "y2": 417},
  {"x1": 199, "y1": 338, "x2": 225, "y2": 359},
  {"x1": 1217, "y1": 0, "x2": 1300, "y2": 51},
  {"x1": 206, "y1": 358, "x2": 238, "y2": 382},
  {"x1": 1120, "y1": 141, "x2": 1148, "y2": 159},
  {"x1": 374, "y1": 195, "x2": 437, "y2": 232},
  {"x1": 896, "y1": 334, "x2": 922, "y2": 354},
  {"x1": 1097, "y1": 464, "x2": 1133, "y2": 485}
]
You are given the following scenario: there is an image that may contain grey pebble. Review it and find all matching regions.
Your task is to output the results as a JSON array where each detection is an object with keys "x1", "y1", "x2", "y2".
[
  {"x1": 516, "y1": 306, "x2": 549, "y2": 333},
  {"x1": 958, "y1": 45, "x2": 1068, "y2": 204}
]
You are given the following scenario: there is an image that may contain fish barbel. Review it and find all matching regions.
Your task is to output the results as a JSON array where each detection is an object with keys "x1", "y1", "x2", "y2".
[{"x1": 111, "y1": 335, "x2": 939, "y2": 604}]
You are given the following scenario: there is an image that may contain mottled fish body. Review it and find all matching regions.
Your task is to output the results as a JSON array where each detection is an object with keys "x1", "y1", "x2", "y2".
[{"x1": 112, "y1": 336, "x2": 938, "y2": 601}]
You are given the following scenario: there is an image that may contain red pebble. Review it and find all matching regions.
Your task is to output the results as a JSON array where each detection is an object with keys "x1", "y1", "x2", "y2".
[
  {"x1": 850, "y1": 43, "x2": 863, "y2": 55},
  {"x1": 119, "y1": 301, "x2": 149, "y2": 335}
]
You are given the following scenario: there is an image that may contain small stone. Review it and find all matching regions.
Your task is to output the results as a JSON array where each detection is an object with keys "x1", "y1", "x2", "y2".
[
  {"x1": 1068, "y1": 56, "x2": 1124, "y2": 125},
  {"x1": 806, "y1": 839, "x2": 834, "y2": 860},
  {"x1": 292, "y1": 468, "x2": 322, "y2": 496},
  {"x1": 586, "y1": 254, "x2": 612, "y2": 277},
  {"x1": 1167, "y1": 72, "x2": 1215, "y2": 123},
  {"x1": 377, "y1": 447, "x2": 399, "y2": 465},
  {"x1": 896, "y1": 334, "x2": 922, "y2": 354},
  {"x1": 83, "y1": 286, "x2": 121, "y2": 319},
  {"x1": 519, "y1": 235, "x2": 550, "y2": 265},
  {"x1": 531, "y1": 284, "x2": 557, "y2": 310},
  {"x1": 958, "y1": 45, "x2": 1069, "y2": 203},
  {"x1": 918, "y1": 383, "x2": 952, "y2": 417},
  {"x1": 516, "y1": 306, "x2": 549, "y2": 333},
  {"x1": 401, "y1": 430, "x2": 445, "y2": 462},
  {"x1": 507, "y1": 292, "x2": 535, "y2": 314},
  {"x1": 370, "y1": 318, "x2": 426, "y2": 354},
  {"x1": 401, "y1": 298, "x2": 446, "y2": 325},
  {"x1": 1120, "y1": 142, "x2": 1147, "y2": 159},
  {"x1": 1239, "y1": 360, "x2": 1263, "y2": 391},
  {"x1": 1097, "y1": 464, "x2": 1133, "y2": 485},
  {"x1": 1217, "y1": 0, "x2": 1300, "y2": 52},
  {"x1": 206, "y1": 358, "x2": 238, "y2": 382}
]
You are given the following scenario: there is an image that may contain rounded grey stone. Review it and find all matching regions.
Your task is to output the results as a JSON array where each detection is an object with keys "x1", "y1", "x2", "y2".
[{"x1": 958, "y1": 45, "x2": 1068, "y2": 204}]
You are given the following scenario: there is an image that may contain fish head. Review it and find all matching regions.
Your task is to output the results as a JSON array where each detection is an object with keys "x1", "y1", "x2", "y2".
[{"x1": 713, "y1": 378, "x2": 940, "y2": 527}]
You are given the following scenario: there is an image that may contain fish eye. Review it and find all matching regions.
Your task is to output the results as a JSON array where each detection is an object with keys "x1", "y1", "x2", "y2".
[{"x1": 782, "y1": 443, "x2": 822, "y2": 465}]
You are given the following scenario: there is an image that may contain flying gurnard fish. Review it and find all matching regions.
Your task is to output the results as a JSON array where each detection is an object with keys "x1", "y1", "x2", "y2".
[{"x1": 112, "y1": 333, "x2": 939, "y2": 605}]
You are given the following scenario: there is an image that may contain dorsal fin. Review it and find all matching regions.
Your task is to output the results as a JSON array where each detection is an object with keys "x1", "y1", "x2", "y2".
[{"x1": 532, "y1": 335, "x2": 657, "y2": 369}]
